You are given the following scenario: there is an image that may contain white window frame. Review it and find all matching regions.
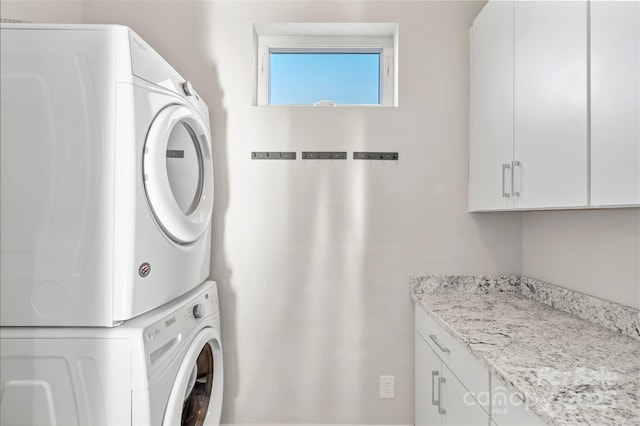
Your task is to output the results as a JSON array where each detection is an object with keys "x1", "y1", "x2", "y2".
[{"x1": 254, "y1": 23, "x2": 397, "y2": 107}]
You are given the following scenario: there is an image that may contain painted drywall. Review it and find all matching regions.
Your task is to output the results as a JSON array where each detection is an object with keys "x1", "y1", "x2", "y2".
[
  {"x1": 0, "y1": 0, "x2": 83, "y2": 23},
  {"x1": 81, "y1": 0, "x2": 521, "y2": 423},
  {"x1": 522, "y1": 209, "x2": 640, "y2": 309}
]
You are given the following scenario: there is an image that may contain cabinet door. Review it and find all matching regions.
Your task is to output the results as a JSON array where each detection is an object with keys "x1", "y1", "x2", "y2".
[
  {"x1": 491, "y1": 375, "x2": 546, "y2": 426},
  {"x1": 415, "y1": 332, "x2": 442, "y2": 426},
  {"x1": 440, "y1": 363, "x2": 489, "y2": 426},
  {"x1": 514, "y1": 0, "x2": 588, "y2": 209},
  {"x1": 469, "y1": 0, "x2": 514, "y2": 211},
  {"x1": 590, "y1": 1, "x2": 640, "y2": 206}
]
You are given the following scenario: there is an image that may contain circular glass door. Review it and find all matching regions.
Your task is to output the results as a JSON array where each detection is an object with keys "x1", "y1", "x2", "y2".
[
  {"x1": 166, "y1": 123, "x2": 204, "y2": 215},
  {"x1": 181, "y1": 344, "x2": 214, "y2": 426},
  {"x1": 143, "y1": 104, "x2": 213, "y2": 244},
  {"x1": 163, "y1": 329, "x2": 223, "y2": 426}
]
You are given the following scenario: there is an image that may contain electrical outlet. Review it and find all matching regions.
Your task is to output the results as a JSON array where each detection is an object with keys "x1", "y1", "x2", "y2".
[{"x1": 379, "y1": 375, "x2": 395, "y2": 399}]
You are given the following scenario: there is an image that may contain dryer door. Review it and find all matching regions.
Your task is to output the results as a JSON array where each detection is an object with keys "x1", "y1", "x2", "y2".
[
  {"x1": 143, "y1": 104, "x2": 213, "y2": 244},
  {"x1": 163, "y1": 328, "x2": 223, "y2": 426}
]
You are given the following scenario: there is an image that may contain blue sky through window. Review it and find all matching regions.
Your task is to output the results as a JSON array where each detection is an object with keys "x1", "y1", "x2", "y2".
[{"x1": 269, "y1": 52, "x2": 380, "y2": 105}]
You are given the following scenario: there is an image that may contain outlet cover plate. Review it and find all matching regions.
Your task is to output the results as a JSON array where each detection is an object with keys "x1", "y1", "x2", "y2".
[{"x1": 379, "y1": 375, "x2": 395, "y2": 399}]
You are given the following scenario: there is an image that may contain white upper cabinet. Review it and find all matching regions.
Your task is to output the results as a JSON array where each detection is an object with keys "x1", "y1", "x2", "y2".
[
  {"x1": 470, "y1": 0, "x2": 589, "y2": 211},
  {"x1": 469, "y1": 0, "x2": 514, "y2": 211},
  {"x1": 590, "y1": 1, "x2": 640, "y2": 207},
  {"x1": 513, "y1": 0, "x2": 588, "y2": 209},
  {"x1": 469, "y1": 0, "x2": 638, "y2": 211}
]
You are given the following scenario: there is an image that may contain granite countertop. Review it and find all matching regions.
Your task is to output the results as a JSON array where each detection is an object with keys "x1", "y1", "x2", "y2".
[{"x1": 411, "y1": 275, "x2": 640, "y2": 426}]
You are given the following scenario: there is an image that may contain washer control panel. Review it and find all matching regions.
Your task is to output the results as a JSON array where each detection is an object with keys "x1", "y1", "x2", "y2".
[
  {"x1": 143, "y1": 282, "x2": 219, "y2": 363},
  {"x1": 184, "y1": 287, "x2": 217, "y2": 322}
]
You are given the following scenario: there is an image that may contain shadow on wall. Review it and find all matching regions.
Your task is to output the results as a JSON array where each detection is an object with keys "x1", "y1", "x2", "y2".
[
  {"x1": 147, "y1": 1, "x2": 237, "y2": 419},
  {"x1": 195, "y1": 35, "x2": 238, "y2": 425},
  {"x1": 205, "y1": 62, "x2": 238, "y2": 420},
  {"x1": 147, "y1": 2, "x2": 240, "y2": 418}
]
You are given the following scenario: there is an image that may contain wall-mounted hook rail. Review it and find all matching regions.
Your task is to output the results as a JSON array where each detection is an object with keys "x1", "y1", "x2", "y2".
[
  {"x1": 302, "y1": 152, "x2": 347, "y2": 160},
  {"x1": 353, "y1": 152, "x2": 399, "y2": 160},
  {"x1": 251, "y1": 151, "x2": 296, "y2": 160}
]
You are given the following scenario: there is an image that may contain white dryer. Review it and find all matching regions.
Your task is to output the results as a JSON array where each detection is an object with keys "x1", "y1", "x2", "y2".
[
  {"x1": 0, "y1": 24, "x2": 214, "y2": 326},
  {"x1": 0, "y1": 280, "x2": 223, "y2": 426}
]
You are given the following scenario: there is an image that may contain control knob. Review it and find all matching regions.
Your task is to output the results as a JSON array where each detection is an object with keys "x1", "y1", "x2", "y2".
[
  {"x1": 193, "y1": 303, "x2": 205, "y2": 319},
  {"x1": 182, "y1": 81, "x2": 194, "y2": 97}
]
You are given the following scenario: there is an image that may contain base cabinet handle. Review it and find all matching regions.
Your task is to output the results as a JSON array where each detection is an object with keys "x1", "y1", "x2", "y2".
[
  {"x1": 438, "y1": 376, "x2": 446, "y2": 414},
  {"x1": 429, "y1": 335, "x2": 450, "y2": 353},
  {"x1": 431, "y1": 370, "x2": 439, "y2": 406}
]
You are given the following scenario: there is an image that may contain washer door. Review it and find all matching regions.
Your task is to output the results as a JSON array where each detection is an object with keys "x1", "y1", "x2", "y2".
[
  {"x1": 143, "y1": 104, "x2": 213, "y2": 244},
  {"x1": 163, "y1": 328, "x2": 223, "y2": 426}
]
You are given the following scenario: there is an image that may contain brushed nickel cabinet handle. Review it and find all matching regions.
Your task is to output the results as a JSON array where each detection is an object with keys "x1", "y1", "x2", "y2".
[
  {"x1": 502, "y1": 163, "x2": 511, "y2": 198},
  {"x1": 431, "y1": 370, "x2": 439, "y2": 406},
  {"x1": 429, "y1": 335, "x2": 450, "y2": 353},
  {"x1": 512, "y1": 160, "x2": 521, "y2": 197},
  {"x1": 438, "y1": 376, "x2": 447, "y2": 414}
]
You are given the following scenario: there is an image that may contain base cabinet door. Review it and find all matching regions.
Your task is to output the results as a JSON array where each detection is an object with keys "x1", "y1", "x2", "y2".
[
  {"x1": 415, "y1": 331, "x2": 442, "y2": 426},
  {"x1": 415, "y1": 331, "x2": 489, "y2": 426},
  {"x1": 491, "y1": 375, "x2": 546, "y2": 426},
  {"x1": 415, "y1": 303, "x2": 545, "y2": 426},
  {"x1": 440, "y1": 363, "x2": 489, "y2": 426}
]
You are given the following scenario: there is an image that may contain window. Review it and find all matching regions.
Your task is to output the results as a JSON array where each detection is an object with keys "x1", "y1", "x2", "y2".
[
  {"x1": 269, "y1": 51, "x2": 381, "y2": 105},
  {"x1": 254, "y1": 23, "x2": 397, "y2": 106}
]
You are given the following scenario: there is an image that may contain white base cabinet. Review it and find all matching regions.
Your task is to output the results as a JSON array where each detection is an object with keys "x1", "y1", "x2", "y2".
[
  {"x1": 415, "y1": 329, "x2": 445, "y2": 425},
  {"x1": 415, "y1": 332, "x2": 488, "y2": 426},
  {"x1": 414, "y1": 303, "x2": 545, "y2": 426},
  {"x1": 415, "y1": 304, "x2": 490, "y2": 426}
]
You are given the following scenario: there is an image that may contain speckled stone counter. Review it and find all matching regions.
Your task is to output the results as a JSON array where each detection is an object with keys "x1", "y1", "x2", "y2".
[{"x1": 410, "y1": 275, "x2": 640, "y2": 425}]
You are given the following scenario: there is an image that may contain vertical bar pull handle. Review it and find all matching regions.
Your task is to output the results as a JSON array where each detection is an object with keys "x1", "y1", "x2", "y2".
[
  {"x1": 511, "y1": 160, "x2": 521, "y2": 197},
  {"x1": 438, "y1": 377, "x2": 447, "y2": 414},
  {"x1": 431, "y1": 371, "x2": 439, "y2": 406},
  {"x1": 502, "y1": 163, "x2": 511, "y2": 198}
]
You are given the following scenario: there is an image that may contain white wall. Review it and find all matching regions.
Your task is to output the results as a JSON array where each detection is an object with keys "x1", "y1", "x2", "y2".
[
  {"x1": 0, "y1": 0, "x2": 83, "y2": 23},
  {"x1": 522, "y1": 209, "x2": 640, "y2": 309},
  {"x1": 82, "y1": 1, "x2": 521, "y2": 423}
]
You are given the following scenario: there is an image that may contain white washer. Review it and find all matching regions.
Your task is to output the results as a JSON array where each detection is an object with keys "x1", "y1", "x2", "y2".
[
  {"x1": 0, "y1": 24, "x2": 214, "y2": 326},
  {"x1": 0, "y1": 281, "x2": 223, "y2": 426}
]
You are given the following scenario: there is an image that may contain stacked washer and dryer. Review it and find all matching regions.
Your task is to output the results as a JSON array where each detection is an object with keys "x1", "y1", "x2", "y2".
[{"x1": 0, "y1": 24, "x2": 223, "y2": 425}]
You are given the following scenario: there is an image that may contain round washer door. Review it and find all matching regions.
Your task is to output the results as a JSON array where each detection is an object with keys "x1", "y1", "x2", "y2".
[
  {"x1": 143, "y1": 104, "x2": 213, "y2": 244},
  {"x1": 163, "y1": 327, "x2": 223, "y2": 426}
]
